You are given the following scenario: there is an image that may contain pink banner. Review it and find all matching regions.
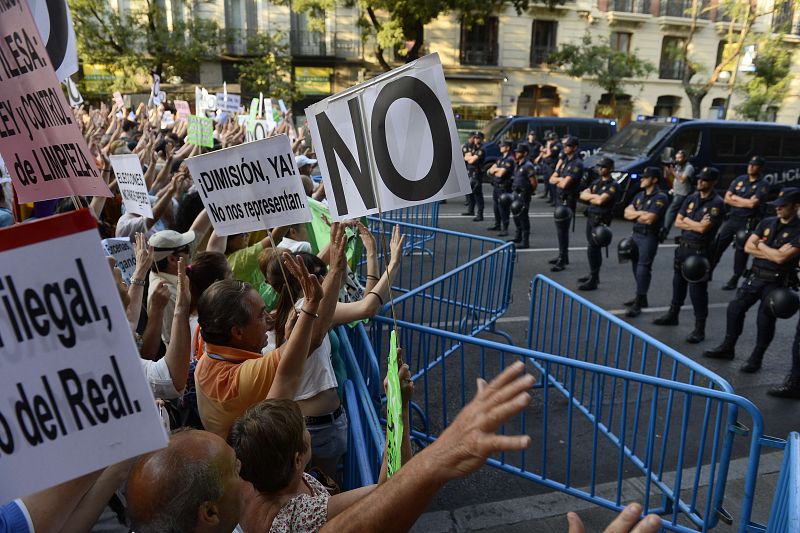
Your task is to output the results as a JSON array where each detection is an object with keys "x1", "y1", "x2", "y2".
[
  {"x1": 174, "y1": 99, "x2": 191, "y2": 119},
  {"x1": 0, "y1": 1, "x2": 110, "y2": 203}
]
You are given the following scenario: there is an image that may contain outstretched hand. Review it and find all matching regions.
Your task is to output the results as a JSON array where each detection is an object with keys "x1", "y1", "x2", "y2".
[
  {"x1": 282, "y1": 252, "x2": 323, "y2": 309},
  {"x1": 566, "y1": 503, "x2": 661, "y2": 533},
  {"x1": 389, "y1": 224, "x2": 406, "y2": 266},
  {"x1": 328, "y1": 222, "x2": 348, "y2": 273}
]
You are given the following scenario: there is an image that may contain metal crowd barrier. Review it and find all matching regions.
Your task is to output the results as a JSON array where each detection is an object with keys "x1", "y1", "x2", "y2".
[
  {"x1": 766, "y1": 432, "x2": 799, "y2": 533},
  {"x1": 377, "y1": 202, "x2": 440, "y2": 229}
]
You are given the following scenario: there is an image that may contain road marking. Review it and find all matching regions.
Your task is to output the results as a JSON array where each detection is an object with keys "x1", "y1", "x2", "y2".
[
  {"x1": 495, "y1": 301, "x2": 730, "y2": 323},
  {"x1": 514, "y1": 244, "x2": 680, "y2": 253}
]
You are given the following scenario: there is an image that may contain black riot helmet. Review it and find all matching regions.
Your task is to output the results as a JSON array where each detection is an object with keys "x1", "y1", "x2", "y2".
[
  {"x1": 592, "y1": 224, "x2": 613, "y2": 247},
  {"x1": 499, "y1": 192, "x2": 514, "y2": 210},
  {"x1": 510, "y1": 199, "x2": 525, "y2": 216},
  {"x1": 618, "y1": 237, "x2": 637, "y2": 263},
  {"x1": 681, "y1": 254, "x2": 711, "y2": 283},
  {"x1": 734, "y1": 228, "x2": 750, "y2": 249},
  {"x1": 554, "y1": 205, "x2": 573, "y2": 222},
  {"x1": 767, "y1": 288, "x2": 800, "y2": 319}
]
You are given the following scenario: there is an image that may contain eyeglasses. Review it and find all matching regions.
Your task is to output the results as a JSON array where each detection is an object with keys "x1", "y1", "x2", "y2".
[{"x1": 172, "y1": 246, "x2": 190, "y2": 256}]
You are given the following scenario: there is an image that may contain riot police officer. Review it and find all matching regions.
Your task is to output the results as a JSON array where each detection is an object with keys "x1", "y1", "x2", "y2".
[
  {"x1": 712, "y1": 156, "x2": 769, "y2": 290},
  {"x1": 704, "y1": 187, "x2": 800, "y2": 373},
  {"x1": 653, "y1": 167, "x2": 725, "y2": 343},
  {"x1": 520, "y1": 130, "x2": 542, "y2": 161},
  {"x1": 548, "y1": 136, "x2": 583, "y2": 272},
  {"x1": 463, "y1": 132, "x2": 486, "y2": 221},
  {"x1": 461, "y1": 132, "x2": 476, "y2": 207},
  {"x1": 508, "y1": 145, "x2": 537, "y2": 249},
  {"x1": 623, "y1": 167, "x2": 670, "y2": 317},
  {"x1": 577, "y1": 157, "x2": 618, "y2": 290},
  {"x1": 487, "y1": 140, "x2": 516, "y2": 236},
  {"x1": 536, "y1": 131, "x2": 561, "y2": 203}
]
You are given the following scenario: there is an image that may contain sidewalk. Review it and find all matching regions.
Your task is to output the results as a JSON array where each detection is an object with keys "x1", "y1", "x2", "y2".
[{"x1": 412, "y1": 452, "x2": 784, "y2": 532}]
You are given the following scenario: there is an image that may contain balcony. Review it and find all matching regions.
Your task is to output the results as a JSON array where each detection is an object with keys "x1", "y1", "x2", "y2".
[
  {"x1": 659, "y1": 0, "x2": 709, "y2": 19},
  {"x1": 529, "y1": 45, "x2": 556, "y2": 67},
  {"x1": 460, "y1": 43, "x2": 499, "y2": 66},
  {"x1": 659, "y1": 61, "x2": 685, "y2": 81},
  {"x1": 607, "y1": 0, "x2": 651, "y2": 24},
  {"x1": 290, "y1": 31, "x2": 362, "y2": 59}
]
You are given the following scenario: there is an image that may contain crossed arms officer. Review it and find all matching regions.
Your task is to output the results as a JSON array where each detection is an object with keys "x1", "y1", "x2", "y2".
[
  {"x1": 508, "y1": 145, "x2": 537, "y2": 249},
  {"x1": 653, "y1": 167, "x2": 724, "y2": 343},
  {"x1": 712, "y1": 156, "x2": 769, "y2": 291},
  {"x1": 487, "y1": 140, "x2": 516, "y2": 236},
  {"x1": 577, "y1": 157, "x2": 618, "y2": 291},
  {"x1": 463, "y1": 132, "x2": 486, "y2": 221},
  {"x1": 548, "y1": 136, "x2": 583, "y2": 272},
  {"x1": 623, "y1": 167, "x2": 669, "y2": 317},
  {"x1": 704, "y1": 187, "x2": 800, "y2": 373}
]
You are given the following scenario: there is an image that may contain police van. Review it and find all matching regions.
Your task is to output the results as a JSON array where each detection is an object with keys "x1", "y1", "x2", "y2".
[
  {"x1": 481, "y1": 116, "x2": 617, "y2": 163},
  {"x1": 584, "y1": 117, "x2": 800, "y2": 213}
]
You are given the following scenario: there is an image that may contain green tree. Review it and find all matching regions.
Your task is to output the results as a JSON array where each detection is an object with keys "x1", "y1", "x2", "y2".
[
  {"x1": 69, "y1": 0, "x2": 225, "y2": 90},
  {"x1": 735, "y1": 35, "x2": 794, "y2": 120},
  {"x1": 548, "y1": 34, "x2": 655, "y2": 118},
  {"x1": 289, "y1": 0, "x2": 564, "y2": 71},
  {"x1": 236, "y1": 32, "x2": 299, "y2": 103}
]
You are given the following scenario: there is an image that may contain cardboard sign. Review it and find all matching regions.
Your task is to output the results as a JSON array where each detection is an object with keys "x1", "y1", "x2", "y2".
[
  {"x1": 187, "y1": 115, "x2": 214, "y2": 148},
  {"x1": 113, "y1": 91, "x2": 124, "y2": 108},
  {"x1": 64, "y1": 76, "x2": 83, "y2": 107},
  {"x1": 184, "y1": 135, "x2": 311, "y2": 236},
  {"x1": 149, "y1": 73, "x2": 161, "y2": 106},
  {"x1": 0, "y1": 210, "x2": 168, "y2": 502},
  {"x1": 110, "y1": 154, "x2": 153, "y2": 218},
  {"x1": 305, "y1": 53, "x2": 470, "y2": 221},
  {"x1": 244, "y1": 120, "x2": 272, "y2": 143},
  {"x1": 174, "y1": 100, "x2": 191, "y2": 120},
  {"x1": 215, "y1": 92, "x2": 241, "y2": 114},
  {"x1": 278, "y1": 99, "x2": 287, "y2": 115},
  {"x1": 0, "y1": 1, "x2": 108, "y2": 203},
  {"x1": 385, "y1": 330, "x2": 403, "y2": 477},
  {"x1": 30, "y1": 0, "x2": 79, "y2": 82},
  {"x1": 101, "y1": 238, "x2": 136, "y2": 284}
]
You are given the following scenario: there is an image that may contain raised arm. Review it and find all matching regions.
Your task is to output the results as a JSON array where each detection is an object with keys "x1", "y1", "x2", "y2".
[
  {"x1": 162, "y1": 258, "x2": 191, "y2": 394},
  {"x1": 127, "y1": 233, "x2": 154, "y2": 327}
]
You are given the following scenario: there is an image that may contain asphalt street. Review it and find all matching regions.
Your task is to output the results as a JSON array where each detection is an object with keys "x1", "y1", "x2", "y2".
[{"x1": 412, "y1": 190, "x2": 800, "y2": 525}]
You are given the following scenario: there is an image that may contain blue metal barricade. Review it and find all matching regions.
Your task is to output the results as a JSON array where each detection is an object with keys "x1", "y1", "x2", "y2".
[
  {"x1": 378, "y1": 202, "x2": 440, "y2": 229},
  {"x1": 766, "y1": 432, "x2": 800, "y2": 533}
]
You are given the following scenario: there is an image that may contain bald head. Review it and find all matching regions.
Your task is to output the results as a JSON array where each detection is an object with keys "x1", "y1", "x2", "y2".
[{"x1": 127, "y1": 429, "x2": 241, "y2": 533}]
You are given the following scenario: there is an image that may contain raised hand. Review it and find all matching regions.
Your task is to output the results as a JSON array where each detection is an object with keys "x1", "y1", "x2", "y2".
[
  {"x1": 389, "y1": 224, "x2": 406, "y2": 265},
  {"x1": 175, "y1": 257, "x2": 191, "y2": 313},
  {"x1": 566, "y1": 503, "x2": 661, "y2": 533},
  {"x1": 282, "y1": 252, "x2": 323, "y2": 309},
  {"x1": 328, "y1": 222, "x2": 347, "y2": 272},
  {"x1": 133, "y1": 232, "x2": 155, "y2": 274}
]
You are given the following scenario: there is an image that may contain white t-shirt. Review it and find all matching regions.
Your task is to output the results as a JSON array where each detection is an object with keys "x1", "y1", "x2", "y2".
[
  {"x1": 140, "y1": 357, "x2": 181, "y2": 399},
  {"x1": 115, "y1": 212, "x2": 150, "y2": 239},
  {"x1": 278, "y1": 237, "x2": 312, "y2": 254}
]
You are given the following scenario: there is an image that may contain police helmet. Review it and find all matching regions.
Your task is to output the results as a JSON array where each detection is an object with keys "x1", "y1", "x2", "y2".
[
  {"x1": 618, "y1": 237, "x2": 637, "y2": 263},
  {"x1": 498, "y1": 192, "x2": 514, "y2": 210},
  {"x1": 767, "y1": 288, "x2": 800, "y2": 319},
  {"x1": 734, "y1": 228, "x2": 750, "y2": 249},
  {"x1": 681, "y1": 254, "x2": 711, "y2": 283},
  {"x1": 554, "y1": 205, "x2": 573, "y2": 222},
  {"x1": 591, "y1": 224, "x2": 613, "y2": 247},
  {"x1": 597, "y1": 157, "x2": 614, "y2": 170},
  {"x1": 510, "y1": 199, "x2": 525, "y2": 216}
]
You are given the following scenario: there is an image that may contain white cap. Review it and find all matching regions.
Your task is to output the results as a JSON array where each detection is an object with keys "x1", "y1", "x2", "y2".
[{"x1": 296, "y1": 155, "x2": 317, "y2": 168}]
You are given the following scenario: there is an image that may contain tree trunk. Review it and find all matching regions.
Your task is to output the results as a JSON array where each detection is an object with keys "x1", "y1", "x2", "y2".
[
  {"x1": 366, "y1": 7, "x2": 392, "y2": 72},
  {"x1": 406, "y1": 21, "x2": 424, "y2": 62},
  {"x1": 688, "y1": 92, "x2": 705, "y2": 119}
]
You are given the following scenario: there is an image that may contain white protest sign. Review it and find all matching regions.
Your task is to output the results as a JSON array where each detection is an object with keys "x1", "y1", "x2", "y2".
[
  {"x1": 0, "y1": 1, "x2": 109, "y2": 203},
  {"x1": 110, "y1": 154, "x2": 153, "y2": 218},
  {"x1": 149, "y1": 72, "x2": 161, "y2": 106},
  {"x1": 279, "y1": 99, "x2": 287, "y2": 114},
  {"x1": 30, "y1": 0, "x2": 79, "y2": 82},
  {"x1": 184, "y1": 135, "x2": 311, "y2": 236},
  {"x1": 174, "y1": 99, "x2": 191, "y2": 120},
  {"x1": 64, "y1": 76, "x2": 83, "y2": 107},
  {"x1": 101, "y1": 238, "x2": 136, "y2": 284},
  {"x1": 113, "y1": 91, "x2": 124, "y2": 108},
  {"x1": 215, "y1": 92, "x2": 241, "y2": 114},
  {"x1": 245, "y1": 120, "x2": 271, "y2": 143},
  {"x1": 305, "y1": 53, "x2": 470, "y2": 221},
  {"x1": 0, "y1": 210, "x2": 168, "y2": 502}
]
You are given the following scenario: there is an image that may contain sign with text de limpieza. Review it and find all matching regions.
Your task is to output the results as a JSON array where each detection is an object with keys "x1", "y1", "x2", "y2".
[
  {"x1": 0, "y1": 210, "x2": 168, "y2": 502},
  {"x1": 305, "y1": 53, "x2": 470, "y2": 221},
  {"x1": 184, "y1": 135, "x2": 312, "y2": 236}
]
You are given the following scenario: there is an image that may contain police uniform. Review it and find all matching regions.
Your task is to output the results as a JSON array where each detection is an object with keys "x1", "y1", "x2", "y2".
[
  {"x1": 520, "y1": 136, "x2": 542, "y2": 162},
  {"x1": 712, "y1": 156, "x2": 769, "y2": 290},
  {"x1": 540, "y1": 135, "x2": 561, "y2": 202},
  {"x1": 654, "y1": 167, "x2": 725, "y2": 343},
  {"x1": 461, "y1": 134, "x2": 475, "y2": 208},
  {"x1": 464, "y1": 133, "x2": 486, "y2": 221},
  {"x1": 550, "y1": 137, "x2": 583, "y2": 271},
  {"x1": 510, "y1": 153, "x2": 537, "y2": 249},
  {"x1": 580, "y1": 160, "x2": 618, "y2": 289},
  {"x1": 488, "y1": 143, "x2": 516, "y2": 234},
  {"x1": 626, "y1": 168, "x2": 669, "y2": 317},
  {"x1": 705, "y1": 187, "x2": 800, "y2": 372}
]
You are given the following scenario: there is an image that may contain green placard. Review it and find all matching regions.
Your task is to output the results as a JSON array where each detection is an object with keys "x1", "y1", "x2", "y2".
[
  {"x1": 187, "y1": 115, "x2": 213, "y2": 148},
  {"x1": 386, "y1": 329, "x2": 403, "y2": 477},
  {"x1": 247, "y1": 97, "x2": 259, "y2": 133}
]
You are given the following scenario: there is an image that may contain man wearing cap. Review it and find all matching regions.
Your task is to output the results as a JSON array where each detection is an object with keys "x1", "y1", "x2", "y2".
[
  {"x1": 296, "y1": 154, "x2": 318, "y2": 177},
  {"x1": 704, "y1": 187, "x2": 800, "y2": 372},
  {"x1": 622, "y1": 167, "x2": 670, "y2": 317},
  {"x1": 148, "y1": 229, "x2": 196, "y2": 346},
  {"x1": 487, "y1": 140, "x2": 516, "y2": 235},
  {"x1": 653, "y1": 167, "x2": 725, "y2": 343},
  {"x1": 463, "y1": 132, "x2": 486, "y2": 221},
  {"x1": 520, "y1": 130, "x2": 542, "y2": 161},
  {"x1": 661, "y1": 149, "x2": 695, "y2": 236},
  {"x1": 548, "y1": 135, "x2": 584, "y2": 272},
  {"x1": 461, "y1": 132, "x2": 476, "y2": 207},
  {"x1": 712, "y1": 156, "x2": 770, "y2": 291},
  {"x1": 508, "y1": 145, "x2": 537, "y2": 249},
  {"x1": 535, "y1": 131, "x2": 561, "y2": 203},
  {"x1": 577, "y1": 157, "x2": 618, "y2": 290}
]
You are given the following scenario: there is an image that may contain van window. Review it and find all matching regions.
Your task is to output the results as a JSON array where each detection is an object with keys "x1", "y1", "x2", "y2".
[
  {"x1": 553, "y1": 124, "x2": 569, "y2": 137},
  {"x1": 714, "y1": 131, "x2": 753, "y2": 158},
  {"x1": 591, "y1": 125, "x2": 611, "y2": 141},
  {"x1": 763, "y1": 134, "x2": 782, "y2": 158},
  {"x1": 783, "y1": 135, "x2": 800, "y2": 160},
  {"x1": 502, "y1": 120, "x2": 529, "y2": 141},
  {"x1": 670, "y1": 129, "x2": 701, "y2": 157}
]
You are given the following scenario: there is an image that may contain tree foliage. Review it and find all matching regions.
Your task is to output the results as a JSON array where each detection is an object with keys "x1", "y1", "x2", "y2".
[
  {"x1": 289, "y1": 0, "x2": 565, "y2": 70},
  {"x1": 236, "y1": 32, "x2": 299, "y2": 103},
  {"x1": 735, "y1": 35, "x2": 794, "y2": 121}
]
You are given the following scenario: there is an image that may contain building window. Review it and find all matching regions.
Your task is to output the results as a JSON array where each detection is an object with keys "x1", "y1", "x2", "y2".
[
  {"x1": 530, "y1": 20, "x2": 557, "y2": 67},
  {"x1": 659, "y1": 36, "x2": 686, "y2": 79},
  {"x1": 660, "y1": 0, "x2": 709, "y2": 19},
  {"x1": 709, "y1": 97, "x2": 726, "y2": 119},
  {"x1": 460, "y1": 17, "x2": 499, "y2": 66},
  {"x1": 654, "y1": 95, "x2": 681, "y2": 117},
  {"x1": 609, "y1": 0, "x2": 651, "y2": 14},
  {"x1": 611, "y1": 32, "x2": 632, "y2": 53}
]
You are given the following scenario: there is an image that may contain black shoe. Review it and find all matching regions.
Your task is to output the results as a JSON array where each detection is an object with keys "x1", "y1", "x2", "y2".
[
  {"x1": 703, "y1": 336, "x2": 737, "y2": 360},
  {"x1": 722, "y1": 274, "x2": 740, "y2": 291},
  {"x1": 487, "y1": 224, "x2": 501, "y2": 231},
  {"x1": 551, "y1": 262, "x2": 566, "y2": 272},
  {"x1": 578, "y1": 275, "x2": 591, "y2": 283},
  {"x1": 686, "y1": 320, "x2": 706, "y2": 344},
  {"x1": 623, "y1": 297, "x2": 637, "y2": 307},
  {"x1": 505, "y1": 234, "x2": 518, "y2": 242},
  {"x1": 518, "y1": 236, "x2": 530, "y2": 249},
  {"x1": 625, "y1": 295, "x2": 645, "y2": 317},
  {"x1": 767, "y1": 377, "x2": 800, "y2": 399},
  {"x1": 473, "y1": 214, "x2": 484, "y2": 222},
  {"x1": 739, "y1": 360, "x2": 762, "y2": 373},
  {"x1": 578, "y1": 278, "x2": 598, "y2": 291},
  {"x1": 653, "y1": 305, "x2": 680, "y2": 326},
  {"x1": 461, "y1": 211, "x2": 474, "y2": 216},
  {"x1": 548, "y1": 256, "x2": 561, "y2": 265}
]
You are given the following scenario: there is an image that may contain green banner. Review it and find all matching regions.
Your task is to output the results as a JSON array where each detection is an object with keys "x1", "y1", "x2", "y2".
[
  {"x1": 187, "y1": 115, "x2": 214, "y2": 148},
  {"x1": 386, "y1": 329, "x2": 403, "y2": 477}
]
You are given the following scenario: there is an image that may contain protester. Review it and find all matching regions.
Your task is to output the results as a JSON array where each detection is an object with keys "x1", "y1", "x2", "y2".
[{"x1": 147, "y1": 229, "x2": 196, "y2": 346}]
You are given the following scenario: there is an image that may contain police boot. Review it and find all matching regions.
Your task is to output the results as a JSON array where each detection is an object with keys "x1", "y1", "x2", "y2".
[
  {"x1": 623, "y1": 296, "x2": 637, "y2": 307},
  {"x1": 767, "y1": 376, "x2": 800, "y2": 399},
  {"x1": 686, "y1": 320, "x2": 706, "y2": 344},
  {"x1": 499, "y1": 224, "x2": 510, "y2": 238},
  {"x1": 473, "y1": 213, "x2": 484, "y2": 222},
  {"x1": 625, "y1": 295, "x2": 646, "y2": 317},
  {"x1": 722, "y1": 274, "x2": 740, "y2": 291},
  {"x1": 578, "y1": 275, "x2": 598, "y2": 291},
  {"x1": 653, "y1": 305, "x2": 680, "y2": 326},
  {"x1": 487, "y1": 222, "x2": 501, "y2": 231},
  {"x1": 578, "y1": 274, "x2": 591, "y2": 283},
  {"x1": 703, "y1": 336, "x2": 737, "y2": 360},
  {"x1": 551, "y1": 256, "x2": 567, "y2": 272},
  {"x1": 740, "y1": 345, "x2": 767, "y2": 373},
  {"x1": 506, "y1": 228, "x2": 520, "y2": 243},
  {"x1": 518, "y1": 232, "x2": 530, "y2": 250}
]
